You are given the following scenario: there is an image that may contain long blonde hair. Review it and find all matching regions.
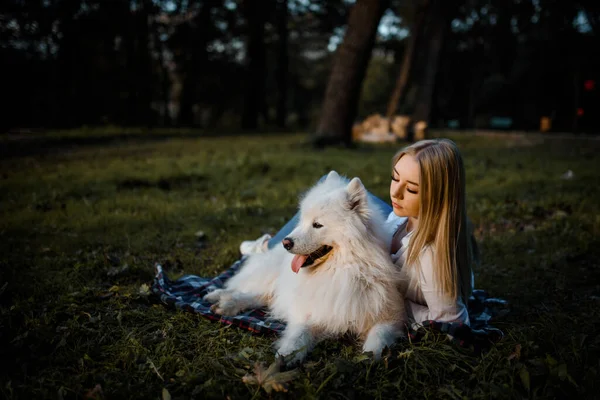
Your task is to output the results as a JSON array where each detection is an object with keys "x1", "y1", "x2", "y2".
[{"x1": 392, "y1": 139, "x2": 472, "y2": 303}]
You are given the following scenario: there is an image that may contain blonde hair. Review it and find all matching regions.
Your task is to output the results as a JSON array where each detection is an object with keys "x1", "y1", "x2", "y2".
[{"x1": 392, "y1": 138, "x2": 472, "y2": 303}]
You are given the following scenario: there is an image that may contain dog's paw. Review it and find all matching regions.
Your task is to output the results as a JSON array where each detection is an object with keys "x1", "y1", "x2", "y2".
[
  {"x1": 275, "y1": 345, "x2": 308, "y2": 366},
  {"x1": 203, "y1": 289, "x2": 224, "y2": 304},
  {"x1": 362, "y1": 334, "x2": 398, "y2": 360},
  {"x1": 361, "y1": 341, "x2": 386, "y2": 360},
  {"x1": 210, "y1": 298, "x2": 242, "y2": 316},
  {"x1": 362, "y1": 323, "x2": 404, "y2": 360}
]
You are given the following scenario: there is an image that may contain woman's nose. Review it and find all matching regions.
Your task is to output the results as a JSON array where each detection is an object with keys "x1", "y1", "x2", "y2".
[{"x1": 392, "y1": 183, "x2": 403, "y2": 199}]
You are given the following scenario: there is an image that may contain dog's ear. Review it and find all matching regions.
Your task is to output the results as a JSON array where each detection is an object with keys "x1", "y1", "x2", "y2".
[
  {"x1": 325, "y1": 170, "x2": 340, "y2": 182},
  {"x1": 346, "y1": 177, "x2": 369, "y2": 218}
]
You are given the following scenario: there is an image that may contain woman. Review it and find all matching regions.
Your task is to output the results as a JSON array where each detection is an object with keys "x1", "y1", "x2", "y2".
[
  {"x1": 241, "y1": 138, "x2": 474, "y2": 325},
  {"x1": 387, "y1": 138, "x2": 473, "y2": 325}
]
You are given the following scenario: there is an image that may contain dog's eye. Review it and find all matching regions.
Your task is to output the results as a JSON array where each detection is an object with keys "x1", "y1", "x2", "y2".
[{"x1": 312, "y1": 222, "x2": 323, "y2": 229}]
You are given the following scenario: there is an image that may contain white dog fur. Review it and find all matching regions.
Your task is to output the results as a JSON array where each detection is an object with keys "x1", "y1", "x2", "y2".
[{"x1": 204, "y1": 171, "x2": 406, "y2": 363}]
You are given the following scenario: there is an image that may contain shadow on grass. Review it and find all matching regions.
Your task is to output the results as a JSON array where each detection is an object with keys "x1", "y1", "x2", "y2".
[
  {"x1": 1, "y1": 132, "x2": 214, "y2": 160},
  {"x1": 0, "y1": 129, "x2": 306, "y2": 160}
]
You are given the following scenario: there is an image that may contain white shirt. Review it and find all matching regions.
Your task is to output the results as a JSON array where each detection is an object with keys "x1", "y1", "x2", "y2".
[{"x1": 386, "y1": 213, "x2": 470, "y2": 325}]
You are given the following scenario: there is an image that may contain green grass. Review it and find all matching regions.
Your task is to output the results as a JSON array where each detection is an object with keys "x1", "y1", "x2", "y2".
[{"x1": 1, "y1": 130, "x2": 599, "y2": 399}]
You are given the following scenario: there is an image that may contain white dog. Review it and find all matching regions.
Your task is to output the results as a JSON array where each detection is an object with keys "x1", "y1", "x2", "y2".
[{"x1": 204, "y1": 171, "x2": 406, "y2": 363}]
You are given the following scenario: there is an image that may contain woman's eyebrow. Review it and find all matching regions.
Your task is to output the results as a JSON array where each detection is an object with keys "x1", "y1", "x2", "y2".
[{"x1": 393, "y1": 168, "x2": 419, "y2": 186}]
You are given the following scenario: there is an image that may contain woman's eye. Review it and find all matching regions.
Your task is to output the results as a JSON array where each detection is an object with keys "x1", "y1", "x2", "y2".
[
  {"x1": 407, "y1": 188, "x2": 418, "y2": 194},
  {"x1": 391, "y1": 175, "x2": 399, "y2": 182},
  {"x1": 313, "y1": 222, "x2": 323, "y2": 229}
]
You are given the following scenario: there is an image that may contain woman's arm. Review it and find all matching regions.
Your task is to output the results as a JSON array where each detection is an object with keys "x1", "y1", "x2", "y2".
[{"x1": 417, "y1": 247, "x2": 470, "y2": 324}]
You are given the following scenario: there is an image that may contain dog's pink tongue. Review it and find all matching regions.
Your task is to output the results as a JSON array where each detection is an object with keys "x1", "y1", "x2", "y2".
[{"x1": 291, "y1": 255, "x2": 308, "y2": 274}]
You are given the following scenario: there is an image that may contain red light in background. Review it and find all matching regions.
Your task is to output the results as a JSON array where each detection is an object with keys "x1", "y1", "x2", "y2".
[
  {"x1": 577, "y1": 108, "x2": 584, "y2": 117},
  {"x1": 584, "y1": 80, "x2": 595, "y2": 91}
]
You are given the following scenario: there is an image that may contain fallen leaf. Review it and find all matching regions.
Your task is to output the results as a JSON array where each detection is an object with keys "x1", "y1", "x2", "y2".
[
  {"x1": 139, "y1": 283, "x2": 151, "y2": 297},
  {"x1": 84, "y1": 384, "x2": 104, "y2": 399},
  {"x1": 508, "y1": 344, "x2": 522, "y2": 361},
  {"x1": 162, "y1": 388, "x2": 171, "y2": 400},
  {"x1": 242, "y1": 361, "x2": 298, "y2": 394}
]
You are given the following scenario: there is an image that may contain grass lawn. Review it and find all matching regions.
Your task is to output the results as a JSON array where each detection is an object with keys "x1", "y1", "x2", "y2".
[{"x1": 1, "y1": 129, "x2": 599, "y2": 399}]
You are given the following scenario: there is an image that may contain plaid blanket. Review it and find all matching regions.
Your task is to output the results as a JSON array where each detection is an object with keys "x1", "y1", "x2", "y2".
[{"x1": 151, "y1": 257, "x2": 507, "y2": 352}]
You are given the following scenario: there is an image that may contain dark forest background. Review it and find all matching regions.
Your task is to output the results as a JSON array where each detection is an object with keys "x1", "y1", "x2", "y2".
[{"x1": 2, "y1": 0, "x2": 599, "y2": 142}]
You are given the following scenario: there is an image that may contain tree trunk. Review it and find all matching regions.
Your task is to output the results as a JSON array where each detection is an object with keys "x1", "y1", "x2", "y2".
[
  {"x1": 276, "y1": 0, "x2": 288, "y2": 128},
  {"x1": 385, "y1": 1, "x2": 427, "y2": 119},
  {"x1": 411, "y1": 0, "x2": 454, "y2": 134},
  {"x1": 179, "y1": 0, "x2": 216, "y2": 127},
  {"x1": 241, "y1": 0, "x2": 268, "y2": 130},
  {"x1": 139, "y1": 0, "x2": 153, "y2": 127},
  {"x1": 314, "y1": 0, "x2": 389, "y2": 147},
  {"x1": 126, "y1": 10, "x2": 139, "y2": 125}
]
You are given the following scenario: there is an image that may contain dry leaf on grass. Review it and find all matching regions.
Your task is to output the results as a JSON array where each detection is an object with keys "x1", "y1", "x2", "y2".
[
  {"x1": 508, "y1": 344, "x2": 522, "y2": 361},
  {"x1": 242, "y1": 361, "x2": 298, "y2": 394},
  {"x1": 139, "y1": 283, "x2": 151, "y2": 297},
  {"x1": 83, "y1": 384, "x2": 104, "y2": 399}
]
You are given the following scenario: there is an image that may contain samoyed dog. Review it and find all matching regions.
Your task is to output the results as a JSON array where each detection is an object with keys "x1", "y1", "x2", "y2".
[{"x1": 204, "y1": 171, "x2": 406, "y2": 363}]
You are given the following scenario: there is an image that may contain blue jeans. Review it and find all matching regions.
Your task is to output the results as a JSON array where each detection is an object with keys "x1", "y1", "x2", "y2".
[{"x1": 267, "y1": 175, "x2": 393, "y2": 249}]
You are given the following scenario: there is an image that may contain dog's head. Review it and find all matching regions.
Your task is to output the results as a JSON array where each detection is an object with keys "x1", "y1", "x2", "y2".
[{"x1": 283, "y1": 170, "x2": 373, "y2": 273}]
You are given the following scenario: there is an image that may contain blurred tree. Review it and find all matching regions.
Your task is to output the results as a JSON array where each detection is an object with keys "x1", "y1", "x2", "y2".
[
  {"x1": 314, "y1": 0, "x2": 390, "y2": 147},
  {"x1": 276, "y1": 0, "x2": 289, "y2": 128},
  {"x1": 175, "y1": 0, "x2": 223, "y2": 127},
  {"x1": 385, "y1": 0, "x2": 427, "y2": 120},
  {"x1": 410, "y1": 0, "x2": 457, "y2": 133},
  {"x1": 241, "y1": 0, "x2": 271, "y2": 130},
  {"x1": 1, "y1": 0, "x2": 598, "y2": 133}
]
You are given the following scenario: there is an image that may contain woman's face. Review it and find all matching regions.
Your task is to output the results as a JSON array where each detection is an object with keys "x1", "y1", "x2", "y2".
[{"x1": 390, "y1": 154, "x2": 420, "y2": 218}]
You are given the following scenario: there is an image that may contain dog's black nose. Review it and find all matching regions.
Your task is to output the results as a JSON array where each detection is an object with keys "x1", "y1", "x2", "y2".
[{"x1": 282, "y1": 238, "x2": 294, "y2": 250}]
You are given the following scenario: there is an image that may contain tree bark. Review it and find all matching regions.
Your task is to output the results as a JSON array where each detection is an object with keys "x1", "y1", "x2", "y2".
[
  {"x1": 276, "y1": 0, "x2": 288, "y2": 128},
  {"x1": 241, "y1": 0, "x2": 268, "y2": 130},
  {"x1": 411, "y1": 0, "x2": 454, "y2": 132},
  {"x1": 314, "y1": 0, "x2": 390, "y2": 147},
  {"x1": 385, "y1": 1, "x2": 427, "y2": 119},
  {"x1": 179, "y1": 0, "x2": 217, "y2": 127},
  {"x1": 139, "y1": 0, "x2": 153, "y2": 127}
]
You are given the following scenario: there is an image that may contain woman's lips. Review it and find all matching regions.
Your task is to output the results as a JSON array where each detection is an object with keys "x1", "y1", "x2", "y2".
[{"x1": 392, "y1": 201, "x2": 402, "y2": 209}]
